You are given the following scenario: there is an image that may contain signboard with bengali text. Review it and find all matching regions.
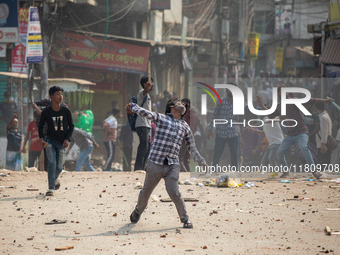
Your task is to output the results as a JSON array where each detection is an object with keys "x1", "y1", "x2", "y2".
[
  {"x1": 50, "y1": 31, "x2": 150, "y2": 74},
  {"x1": 12, "y1": 8, "x2": 28, "y2": 73}
]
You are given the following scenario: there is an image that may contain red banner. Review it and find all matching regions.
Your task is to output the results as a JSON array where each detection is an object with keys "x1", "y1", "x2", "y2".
[
  {"x1": 12, "y1": 8, "x2": 29, "y2": 73},
  {"x1": 50, "y1": 32, "x2": 150, "y2": 74}
]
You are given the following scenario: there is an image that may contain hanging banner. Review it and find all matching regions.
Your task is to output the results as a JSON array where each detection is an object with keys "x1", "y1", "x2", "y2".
[
  {"x1": 50, "y1": 31, "x2": 150, "y2": 74},
  {"x1": 275, "y1": 47, "x2": 284, "y2": 72},
  {"x1": 25, "y1": 7, "x2": 43, "y2": 63},
  {"x1": 0, "y1": 0, "x2": 19, "y2": 43},
  {"x1": 12, "y1": 8, "x2": 28, "y2": 73},
  {"x1": 248, "y1": 32, "x2": 260, "y2": 59},
  {"x1": 275, "y1": 4, "x2": 292, "y2": 34}
]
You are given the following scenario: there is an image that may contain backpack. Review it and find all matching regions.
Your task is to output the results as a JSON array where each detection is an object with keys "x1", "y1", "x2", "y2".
[{"x1": 127, "y1": 95, "x2": 148, "y2": 132}]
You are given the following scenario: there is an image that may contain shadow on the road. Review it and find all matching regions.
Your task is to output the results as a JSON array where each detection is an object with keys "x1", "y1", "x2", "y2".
[
  {"x1": 0, "y1": 196, "x2": 42, "y2": 202},
  {"x1": 54, "y1": 223, "x2": 179, "y2": 238}
]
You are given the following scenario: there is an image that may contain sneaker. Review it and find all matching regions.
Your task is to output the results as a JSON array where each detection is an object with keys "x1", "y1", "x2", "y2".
[
  {"x1": 183, "y1": 219, "x2": 193, "y2": 229},
  {"x1": 130, "y1": 209, "x2": 141, "y2": 224},
  {"x1": 46, "y1": 189, "x2": 54, "y2": 196},
  {"x1": 55, "y1": 179, "x2": 60, "y2": 190}
]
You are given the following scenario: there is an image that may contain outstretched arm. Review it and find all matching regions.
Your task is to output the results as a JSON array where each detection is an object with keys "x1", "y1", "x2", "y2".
[
  {"x1": 312, "y1": 97, "x2": 334, "y2": 104},
  {"x1": 126, "y1": 103, "x2": 161, "y2": 122}
]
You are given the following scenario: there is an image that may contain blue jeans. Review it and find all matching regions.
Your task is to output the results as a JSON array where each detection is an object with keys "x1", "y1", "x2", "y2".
[
  {"x1": 213, "y1": 135, "x2": 239, "y2": 169},
  {"x1": 277, "y1": 133, "x2": 314, "y2": 166},
  {"x1": 261, "y1": 144, "x2": 280, "y2": 166},
  {"x1": 45, "y1": 137, "x2": 65, "y2": 190},
  {"x1": 76, "y1": 144, "x2": 95, "y2": 171},
  {"x1": 135, "y1": 127, "x2": 150, "y2": 170}
]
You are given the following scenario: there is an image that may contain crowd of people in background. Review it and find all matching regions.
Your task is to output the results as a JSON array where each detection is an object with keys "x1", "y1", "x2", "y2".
[{"x1": 1, "y1": 75, "x2": 340, "y2": 179}]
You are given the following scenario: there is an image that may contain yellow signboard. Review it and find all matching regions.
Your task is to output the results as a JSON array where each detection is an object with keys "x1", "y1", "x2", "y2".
[
  {"x1": 275, "y1": 47, "x2": 284, "y2": 72},
  {"x1": 248, "y1": 33, "x2": 260, "y2": 59},
  {"x1": 330, "y1": 0, "x2": 340, "y2": 29}
]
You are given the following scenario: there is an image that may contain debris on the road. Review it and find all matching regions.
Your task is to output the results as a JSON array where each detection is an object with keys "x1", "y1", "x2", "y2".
[
  {"x1": 326, "y1": 208, "x2": 340, "y2": 211},
  {"x1": 0, "y1": 186, "x2": 16, "y2": 189},
  {"x1": 244, "y1": 182, "x2": 255, "y2": 187},
  {"x1": 184, "y1": 179, "x2": 194, "y2": 185},
  {"x1": 55, "y1": 246, "x2": 74, "y2": 251},
  {"x1": 134, "y1": 182, "x2": 143, "y2": 189},
  {"x1": 329, "y1": 186, "x2": 340, "y2": 189},
  {"x1": 150, "y1": 194, "x2": 159, "y2": 202},
  {"x1": 45, "y1": 219, "x2": 67, "y2": 225},
  {"x1": 27, "y1": 188, "x2": 39, "y2": 191},
  {"x1": 227, "y1": 178, "x2": 243, "y2": 187},
  {"x1": 325, "y1": 226, "x2": 340, "y2": 236},
  {"x1": 160, "y1": 197, "x2": 199, "y2": 202},
  {"x1": 325, "y1": 226, "x2": 332, "y2": 235},
  {"x1": 24, "y1": 167, "x2": 39, "y2": 172}
]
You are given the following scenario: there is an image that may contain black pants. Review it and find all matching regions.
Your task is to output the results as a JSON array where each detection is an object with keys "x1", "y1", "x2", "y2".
[
  {"x1": 104, "y1": 141, "x2": 116, "y2": 171},
  {"x1": 134, "y1": 127, "x2": 150, "y2": 171},
  {"x1": 28, "y1": 150, "x2": 42, "y2": 167},
  {"x1": 122, "y1": 146, "x2": 132, "y2": 171},
  {"x1": 318, "y1": 148, "x2": 331, "y2": 164}
]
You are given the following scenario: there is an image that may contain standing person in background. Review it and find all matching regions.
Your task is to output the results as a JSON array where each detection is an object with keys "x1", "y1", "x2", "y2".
[
  {"x1": 303, "y1": 101, "x2": 320, "y2": 146},
  {"x1": 0, "y1": 91, "x2": 17, "y2": 129},
  {"x1": 103, "y1": 108, "x2": 120, "y2": 171},
  {"x1": 207, "y1": 85, "x2": 241, "y2": 170},
  {"x1": 334, "y1": 121, "x2": 340, "y2": 164},
  {"x1": 6, "y1": 117, "x2": 22, "y2": 171},
  {"x1": 66, "y1": 127, "x2": 99, "y2": 172},
  {"x1": 315, "y1": 102, "x2": 333, "y2": 164},
  {"x1": 179, "y1": 98, "x2": 198, "y2": 172},
  {"x1": 21, "y1": 112, "x2": 43, "y2": 168},
  {"x1": 134, "y1": 76, "x2": 153, "y2": 171},
  {"x1": 119, "y1": 121, "x2": 133, "y2": 172},
  {"x1": 38, "y1": 86, "x2": 74, "y2": 196}
]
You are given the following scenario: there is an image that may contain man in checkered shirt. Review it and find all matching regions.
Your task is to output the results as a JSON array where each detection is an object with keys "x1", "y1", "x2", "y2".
[{"x1": 126, "y1": 99, "x2": 207, "y2": 229}]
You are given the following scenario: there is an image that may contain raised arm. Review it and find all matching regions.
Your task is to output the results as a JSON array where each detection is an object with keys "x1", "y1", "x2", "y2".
[{"x1": 32, "y1": 103, "x2": 42, "y2": 116}]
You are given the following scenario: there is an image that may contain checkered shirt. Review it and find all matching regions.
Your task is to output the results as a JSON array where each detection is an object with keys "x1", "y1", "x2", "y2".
[
  {"x1": 208, "y1": 97, "x2": 239, "y2": 138},
  {"x1": 70, "y1": 128, "x2": 94, "y2": 150},
  {"x1": 130, "y1": 103, "x2": 206, "y2": 166}
]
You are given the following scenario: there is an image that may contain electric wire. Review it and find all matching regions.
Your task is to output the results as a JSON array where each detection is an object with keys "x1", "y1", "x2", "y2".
[{"x1": 53, "y1": 0, "x2": 109, "y2": 63}]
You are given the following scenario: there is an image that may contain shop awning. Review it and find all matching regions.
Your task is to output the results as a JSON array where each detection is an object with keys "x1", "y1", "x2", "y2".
[
  {"x1": 0, "y1": 72, "x2": 96, "y2": 86},
  {"x1": 294, "y1": 46, "x2": 315, "y2": 57},
  {"x1": 320, "y1": 38, "x2": 340, "y2": 65}
]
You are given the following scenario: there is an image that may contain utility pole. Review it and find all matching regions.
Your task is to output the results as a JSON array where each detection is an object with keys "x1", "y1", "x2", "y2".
[
  {"x1": 40, "y1": 1, "x2": 50, "y2": 99},
  {"x1": 211, "y1": 0, "x2": 223, "y2": 81},
  {"x1": 27, "y1": 0, "x2": 34, "y2": 119}
]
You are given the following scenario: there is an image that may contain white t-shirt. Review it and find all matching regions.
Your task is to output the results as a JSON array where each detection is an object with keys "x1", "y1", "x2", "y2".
[
  {"x1": 336, "y1": 128, "x2": 340, "y2": 142},
  {"x1": 135, "y1": 89, "x2": 152, "y2": 128},
  {"x1": 316, "y1": 111, "x2": 332, "y2": 149},
  {"x1": 263, "y1": 118, "x2": 284, "y2": 146}
]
